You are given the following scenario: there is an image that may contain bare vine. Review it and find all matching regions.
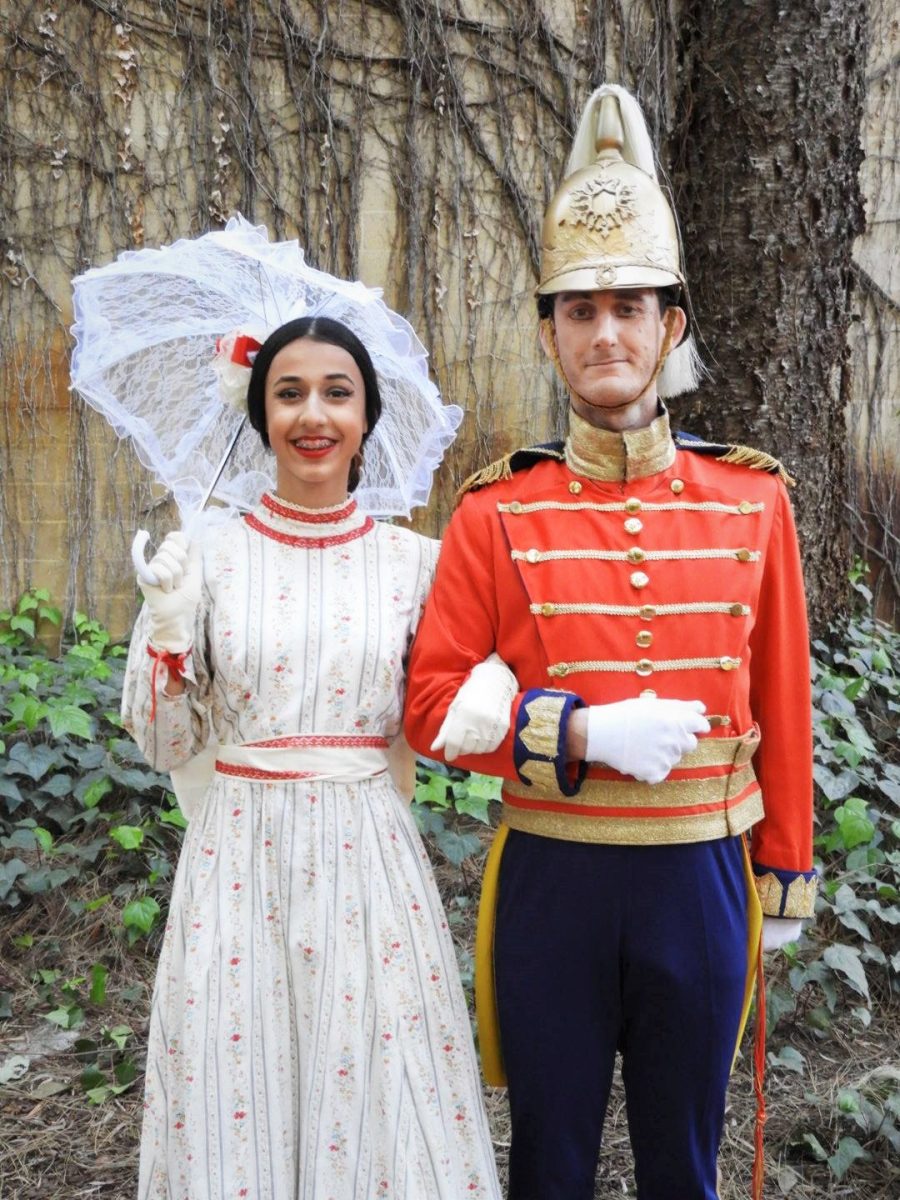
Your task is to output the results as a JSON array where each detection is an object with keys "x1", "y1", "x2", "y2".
[{"x1": 0, "y1": 0, "x2": 895, "y2": 632}]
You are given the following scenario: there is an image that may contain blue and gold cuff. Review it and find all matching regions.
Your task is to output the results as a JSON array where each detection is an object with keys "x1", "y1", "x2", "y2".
[
  {"x1": 513, "y1": 688, "x2": 587, "y2": 798},
  {"x1": 753, "y1": 862, "x2": 818, "y2": 918}
]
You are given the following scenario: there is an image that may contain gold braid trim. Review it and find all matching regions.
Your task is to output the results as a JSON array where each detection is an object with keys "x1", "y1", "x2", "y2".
[
  {"x1": 456, "y1": 446, "x2": 565, "y2": 500},
  {"x1": 457, "y1": 454, "x2": 515, "y2": 499},
  {"x1": 715, "y1": 444, "x2": 795, "y2": 487}
]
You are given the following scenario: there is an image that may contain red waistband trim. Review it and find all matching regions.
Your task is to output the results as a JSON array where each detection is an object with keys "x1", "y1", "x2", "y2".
[{"x1": 244, "y1": 735, "x2": 389, "y2": 749}]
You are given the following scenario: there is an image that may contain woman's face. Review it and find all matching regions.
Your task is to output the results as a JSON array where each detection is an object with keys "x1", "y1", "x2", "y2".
[{"x1": 264, "y1": 337, "x2": 368, "y2": 508}]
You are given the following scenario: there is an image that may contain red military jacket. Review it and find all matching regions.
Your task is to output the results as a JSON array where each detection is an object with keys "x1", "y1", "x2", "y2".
[{"x1": 405, "y1": 412, "x2": 817, "y2": 918}]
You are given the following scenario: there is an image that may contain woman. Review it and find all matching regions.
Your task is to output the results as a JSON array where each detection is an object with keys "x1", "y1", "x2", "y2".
[{"x1": 122, "y1": 316, "x2": 500, "y2": 1200}]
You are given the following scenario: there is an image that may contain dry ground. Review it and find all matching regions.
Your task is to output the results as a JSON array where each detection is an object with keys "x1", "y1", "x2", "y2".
[{"x1": 1, "y1": 844, "x2": 898, "y2": 1199}]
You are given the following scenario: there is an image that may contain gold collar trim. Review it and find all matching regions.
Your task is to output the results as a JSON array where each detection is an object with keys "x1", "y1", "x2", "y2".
[{"x1": 565, "y1": 408, "x2": 676, "y2": 482}]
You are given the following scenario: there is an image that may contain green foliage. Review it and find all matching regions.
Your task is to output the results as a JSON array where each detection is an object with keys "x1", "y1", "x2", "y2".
[
  {"x1": 412, "y1": 761, "x2": 500, "y2": 868},
  {"x1": 764, "y1": 572, "x2": 900, "y2": 1181},
  {"x1": 0, "y1": 592, "x2": 183, "y2": 960},
  {"x1": 804, "y1": 581, "x2": 900, "y2": 1011}
]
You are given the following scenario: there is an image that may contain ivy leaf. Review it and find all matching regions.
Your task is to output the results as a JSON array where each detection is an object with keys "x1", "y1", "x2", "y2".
[
  {"x1": 768, "y1": 1046, "x2": 805, "y2": 1074},
  {"x1": 823, "y1": 944, "x2": 870, "y2": 1000},
  {"x1": 434, "y1": 829, "x2": 483, "y2": 867},
  {"x1": 415, "y1": 774, "x2": 451, "y2": 809},
  {"x1": 157, "y1": 805, "x2": 188, "y2": 830},
  {"x1": 827, "y1": 1136, "x2": 870, "y2": 1180},
  {"x1": 122, "y1": 896, "x2": 161, "y2": 937},
  {"x1": 3, "y1": 693, "x2": 48, "y2": 729},
  {"x1": 104, "y1": 1024, "x2": 133, "y2": 1051},
  {"x1": 409, "y1": 803, "x2": 445, "y2": 838},
  {"x1": 10, "y1": 614, "x2": 35, "y2": 638},
  {"x1": 0, "y1": 777, "x2": 24, "y2": 807},
  {"x1": 109, "y1": 825, "x2": 144, "y2": 851},
  {"x1": 39, "y1": 773, "x2": 73, "y2": 798},
  {"x1": 820, "y1": 689, "x2": 856, "y2": 718},
  {"x1": 7, "y1": 742, "x2": 59, "y2": 782},
  {"x1": 47, "y1": 704, "x2": 95, "y2": 740},
  {"x1": 791, "y1": 1131, "x2": 828, "y2": 1162},
  {"x1": 813, "y1": 764, "x2": 859, "y2": 802},
  {"x1": 833, "y1": 798, "x2": 875, "y2": 849},
  {"x1": 80, "y1": 777, "x2": 113, "y2": 810}
]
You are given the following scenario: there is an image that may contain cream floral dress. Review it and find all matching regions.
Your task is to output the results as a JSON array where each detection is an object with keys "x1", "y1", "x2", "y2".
[{"x1": 122, "y1": 493, "x2": 500, "y2": 1200}]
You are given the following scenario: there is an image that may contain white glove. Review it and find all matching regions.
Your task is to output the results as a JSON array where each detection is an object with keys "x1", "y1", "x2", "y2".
[
  {"x1": 137, "y1": 532, "x2": 202, "y2": 654},
  {"x1": 431, "y1": 653, "x2": 517, "y2": 762},
  {"x1": 762, "y1": 917, "x2": 803, "y2": 951},
  {"x1": 586, "y1": 697, "x2": 710, "y2": 784}
]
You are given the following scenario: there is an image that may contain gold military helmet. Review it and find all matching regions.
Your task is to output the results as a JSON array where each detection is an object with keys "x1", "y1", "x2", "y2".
[{"x1": 538, "y1": 84, "x2": 702, "y2": 397}]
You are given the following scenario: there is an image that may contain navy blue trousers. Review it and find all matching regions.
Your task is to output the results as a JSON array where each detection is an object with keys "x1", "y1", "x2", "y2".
[{"x1": 494, "y1": 832, "x2": 748, "y2": 1200}]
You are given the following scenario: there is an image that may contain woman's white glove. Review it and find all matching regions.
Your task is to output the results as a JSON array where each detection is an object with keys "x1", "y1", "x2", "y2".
[
  {"x1": 431, "y1": 653, "x2": 518, "y2": 762},
  {"x1": 137, "y1": 532, "x2": 202, "y2": 654},
  {"x1": 762, "y1": 917, "x2": 803, "y2": 951},
  {"x1": 586, "y1": 697, "x2": 710, "y2": 784}
]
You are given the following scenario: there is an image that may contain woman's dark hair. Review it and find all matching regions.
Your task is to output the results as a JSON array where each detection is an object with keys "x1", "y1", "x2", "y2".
[{"x1": 246, "y1": 316, "x2": 382, "y2": 491}]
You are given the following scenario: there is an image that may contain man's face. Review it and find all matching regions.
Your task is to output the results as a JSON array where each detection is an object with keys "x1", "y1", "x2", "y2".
[{"x1": 544, "y1": 288, "x2": 684, "y2": 429}]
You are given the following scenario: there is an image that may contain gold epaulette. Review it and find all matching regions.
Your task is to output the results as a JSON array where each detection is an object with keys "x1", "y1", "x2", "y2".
[
  {"x1": 674, "y1": 435, "x2": 795, "y2": 487},
  {"x1": 456, "y1": 445, "x2": 565, "y2": 502},
  {"x1": 457, "y1": 454, "x2": 515, "y2": 499},
  {"x1": 718, "y1": 444, "x2": 796, "y2": 487}
]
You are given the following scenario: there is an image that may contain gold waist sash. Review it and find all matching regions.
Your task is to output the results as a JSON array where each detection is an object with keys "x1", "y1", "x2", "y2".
[{"x1": 503, "y1": 727, "x2": 762, "y2": 845}]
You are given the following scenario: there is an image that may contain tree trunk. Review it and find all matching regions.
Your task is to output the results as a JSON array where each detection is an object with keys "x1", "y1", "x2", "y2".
[{"x1": 673, "y1": 0, "x2": 867, "y2": 634}]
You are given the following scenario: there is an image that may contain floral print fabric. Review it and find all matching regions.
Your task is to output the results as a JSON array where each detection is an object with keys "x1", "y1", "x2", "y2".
[{"x1": 122, "y1": 495, "x2": 500, "y2": 1200}]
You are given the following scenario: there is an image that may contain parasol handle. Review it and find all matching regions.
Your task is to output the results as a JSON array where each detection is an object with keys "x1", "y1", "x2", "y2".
[{"x1": 131, "y1": 530, "x2": 161, "y2": 587}]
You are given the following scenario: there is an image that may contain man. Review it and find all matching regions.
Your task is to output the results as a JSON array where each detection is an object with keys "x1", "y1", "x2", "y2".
[{"x1": 404, "y1": 84, "x2": 816, "y2": 1200}]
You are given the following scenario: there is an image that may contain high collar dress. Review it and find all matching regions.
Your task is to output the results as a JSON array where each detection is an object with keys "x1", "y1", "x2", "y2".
[{"x1": 122, "y1": 493, "x2": 501, "y2": 1200}]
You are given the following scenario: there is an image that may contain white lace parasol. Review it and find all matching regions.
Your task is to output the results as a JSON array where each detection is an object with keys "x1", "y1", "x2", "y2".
[{"x1": 70, "y1": 215, "x2": 462, "y2": 520}]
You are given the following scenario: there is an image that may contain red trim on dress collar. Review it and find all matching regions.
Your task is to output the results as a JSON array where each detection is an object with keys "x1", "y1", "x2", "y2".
[
  {"x1": 244, "y1": 511, "x2": 374, "y2": 549},
  {"x1": 261, "y1": 492, "x2": 357, "y2": 524}
]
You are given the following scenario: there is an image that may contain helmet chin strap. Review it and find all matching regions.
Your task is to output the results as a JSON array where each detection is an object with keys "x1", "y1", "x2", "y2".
[{"x1": 540, "y1": 308, "x2": 677, "y2": 417}]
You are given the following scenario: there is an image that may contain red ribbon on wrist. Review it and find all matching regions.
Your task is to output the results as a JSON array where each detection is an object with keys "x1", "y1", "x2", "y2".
[{"x1": 147, "y1": 644, "x2": 190, "y2": 721}]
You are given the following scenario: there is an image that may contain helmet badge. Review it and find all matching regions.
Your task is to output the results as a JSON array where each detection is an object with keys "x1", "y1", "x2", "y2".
[{"x1": 565, "y1": 167, "x2": 638, "y2": 238}]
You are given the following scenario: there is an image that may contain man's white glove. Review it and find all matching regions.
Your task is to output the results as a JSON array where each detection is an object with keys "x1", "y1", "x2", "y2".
[
  {"x1": 431, "y1": 653, "x2": 517, "y2": 762},
  {"x1": 762, "y1": 917, "x2": 803, "y2": 951},
  {"x1": 586, "y1": 697, "x2": 710, "y2": 784},
  {"x1": 137, "y1": 531, "x2": 202, "y2": 654}
]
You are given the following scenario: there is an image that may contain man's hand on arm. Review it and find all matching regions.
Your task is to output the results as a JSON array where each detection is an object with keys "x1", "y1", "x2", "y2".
[{"x1": 567, "y1": 697, "x2": 710, "y2": 785}]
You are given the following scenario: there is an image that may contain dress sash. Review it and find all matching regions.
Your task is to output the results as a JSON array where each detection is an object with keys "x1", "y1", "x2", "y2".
[{"x1": 214, "y1": 734, "x2": 390, "y2": 782}]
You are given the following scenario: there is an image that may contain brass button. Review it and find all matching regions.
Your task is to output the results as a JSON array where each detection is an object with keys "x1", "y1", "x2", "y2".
[
  {"x1": 568, "y1": 480, "x2": 583, "y2": 495},
  {"x1": 639, "y1": 604, "x2": 657, "y2": 620},
  {"x1": 525, "y1": 548, "x2": 540, "y2": 564},
  {"x1": 639, "y1": 688, "x2": 657, "y2": 699},
  {"x1": 509, "y1": 500, "x2": 523, "y2": 514},
  {"x1": 540, "y1": 603, "x2": 555, "y2": 617},
  {"x1": 627, "y1": 547, "x2": 645, "y2": 564},
  {"x1": 636, "y1": 630, "x2": 653, "y2": 648},
  {"x1": 555, "y1": 662, "x2": 570, "y2": 677},
  {"x1": 624, "y1": 497, "x2": 642, "y2": 513},
  {"x1": 624, "y1": 517, "x2": 643, "y2": 535},
  {"x1": 719, "y1": 656, "x2": 737, "y2": 671},
  {"x1": 630, "y1": 571, "x2": 650, "y2": 590},
  {"x1": 670, "y1": 479, "x2": 685, "y2": 494},
  {"x1": 738, "y1": 500, "x2": 753, "y2": 515},
  {"x1": 730, "y1": 603, "x2": 746, "y2": 617},
  {"x1": 635, "y1": 658, "x2": 654, "y2": 676},
  {"x1": 736, "y1": 548, "x2": 752, "y2": 562}
]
